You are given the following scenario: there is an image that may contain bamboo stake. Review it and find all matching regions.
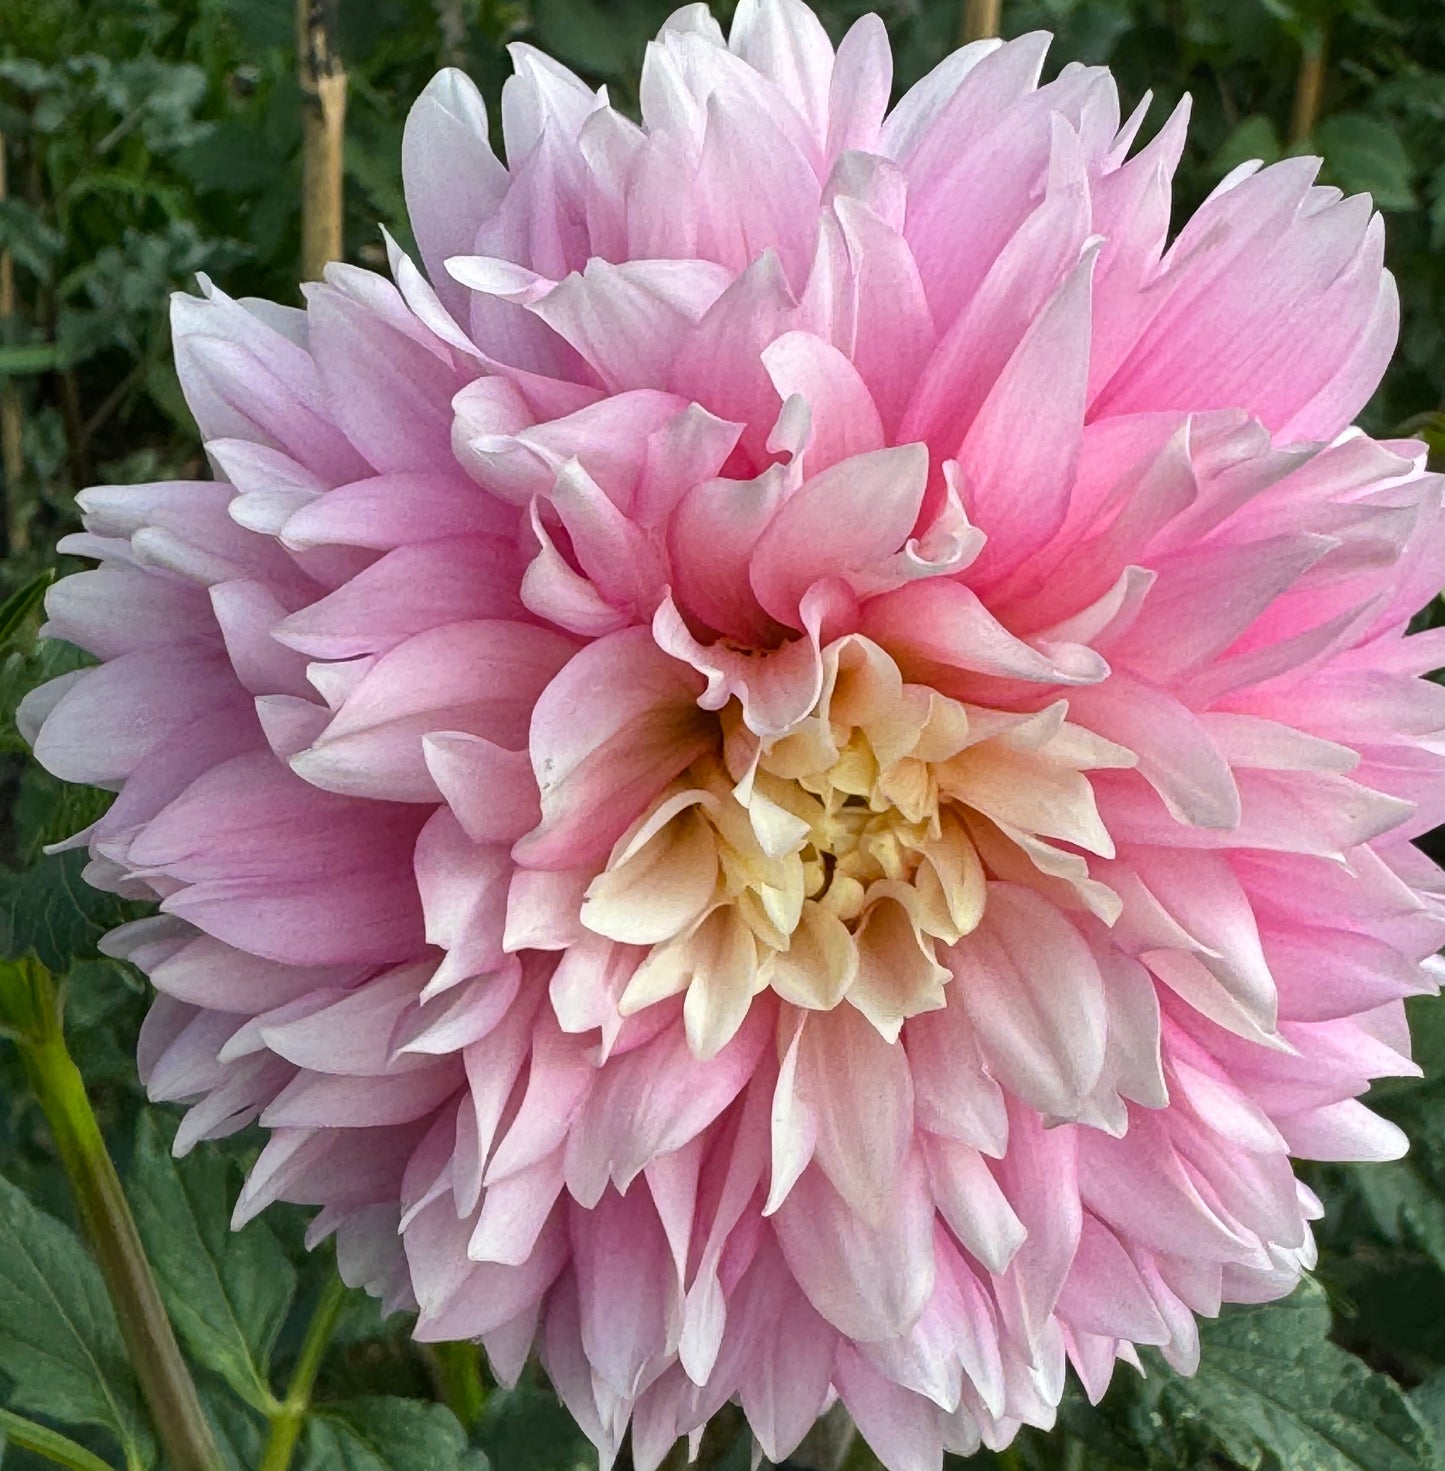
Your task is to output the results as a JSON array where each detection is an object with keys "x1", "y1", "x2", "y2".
[
  {"x1": 1289, "y1": 23, "x2": 1328, "y2": 146},
  {"x1": 298, "y1": 0, "x2": 347, "y2": 281},
  {"x1": 434, "y1": 0, "x2": 467, "y2": 66},
  {"x1": 0, "y1": 134, "x2": 27, "y2": 556},
  {"x1": 962, "y1": 0, "x2": 1002, "y2": 43}
]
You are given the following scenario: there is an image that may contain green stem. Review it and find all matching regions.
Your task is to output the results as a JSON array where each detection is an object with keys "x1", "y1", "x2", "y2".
[
  {"x1": 0, "y1": 1407, "x2": 118, "y2": 1471},
  {"x1": 258, "y1": 1271, "x2": 348, "y2": 1471},
  {"x1": 2, "y1": 959, "x2": 221, "y2": 1471},
  {"x1": 432, "y1": 1341, "x2": 487, "y2": 1430}
]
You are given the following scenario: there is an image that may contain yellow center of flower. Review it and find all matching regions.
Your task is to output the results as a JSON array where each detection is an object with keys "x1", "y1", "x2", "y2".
[{"x1": 579, "y1": 637, "x2": 1132, "y2": 1058}]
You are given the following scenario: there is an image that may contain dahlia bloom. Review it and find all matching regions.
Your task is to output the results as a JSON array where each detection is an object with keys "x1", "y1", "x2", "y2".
[{"x1": 23, "y1": 2, "x2": 1445, "y2": 1464}]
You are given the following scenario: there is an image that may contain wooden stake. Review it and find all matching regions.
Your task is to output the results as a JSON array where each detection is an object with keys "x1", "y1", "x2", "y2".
[
  {"x1": 0, "y1": 135, "x2": 27, "y2": 555},
  {"x1": 1289, "y1": 24, "x2": 1328, "y2": 146},
  {"x1": 298, "y1": 0, "x2": 347, "y2": 281},
  {"x1": 434, "y1": 0, "x2": 466, "y2": 65},
  {"x1": 962, "y1": 0, "x2": 1002, "y2": 43}
]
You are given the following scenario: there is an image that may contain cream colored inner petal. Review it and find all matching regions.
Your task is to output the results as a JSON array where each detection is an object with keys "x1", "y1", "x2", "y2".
[{"x1": 580, "y1": 635, "x2": 1133, "y2": 1055}]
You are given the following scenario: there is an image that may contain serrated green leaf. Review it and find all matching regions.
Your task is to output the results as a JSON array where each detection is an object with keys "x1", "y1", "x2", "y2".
[
  {"x1": 0, "y1": 1174, "x2": 153, "y2": 1469},
  {"x1": 0, "y1": 850, "x2": 139, "y2": 972},
  {"x1": 1147, "y1": 1279, "x2": 1437, "y2": 1470},
  {"x1": 13, "y1": 768, "x2": 113, "y2": 869},
  {"x1": 301, "y1": 1398, "x2": 488, "y2": 1471},
  {"x1": 127, "y1": 1111, "x2": 295, "y2": 1413}
]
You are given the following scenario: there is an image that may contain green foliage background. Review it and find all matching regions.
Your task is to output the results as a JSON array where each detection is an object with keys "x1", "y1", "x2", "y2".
[{"x1": 0, "y1": 2, "x2": 1443, "y2": 1469}]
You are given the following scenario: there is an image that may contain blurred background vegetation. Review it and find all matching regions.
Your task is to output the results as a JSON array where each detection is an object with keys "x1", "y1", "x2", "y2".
[{"x1": 0, "y1": 2, "x2": 1444, "y2": 1470}]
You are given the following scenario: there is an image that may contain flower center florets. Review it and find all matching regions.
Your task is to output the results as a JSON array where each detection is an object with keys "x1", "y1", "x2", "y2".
[{"x1": 579, "y1": 637, "x2": 1133, "y2": 1058}]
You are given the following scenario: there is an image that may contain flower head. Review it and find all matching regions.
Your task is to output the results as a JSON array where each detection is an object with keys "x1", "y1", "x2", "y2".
[{"x1": 24, "y1": 2, "x2": 1445, "y2": 1465}]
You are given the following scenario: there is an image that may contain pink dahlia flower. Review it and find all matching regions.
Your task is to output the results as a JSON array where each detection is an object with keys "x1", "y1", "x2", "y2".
[{"x1": 23, "y1": 2, "x2": 1445, "y2": 1464}]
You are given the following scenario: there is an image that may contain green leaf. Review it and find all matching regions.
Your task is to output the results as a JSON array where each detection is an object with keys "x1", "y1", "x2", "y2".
[
  {"x1": 11, "y1": 768, "x2": 113, "y2": 869},
  {"x1": 126, "y1": 1111, "x2": 296, "y2": 1414},
  {"x1": 200, "y1": 1380, "x2": 268, "y2": 1471},
  {"x1": 1145, "y1": 1279, "x2": 1437, "y2": 1470},
  {"x1": 1412, "y1": 1371, "x2": 1445, "y2": 1445},
  {"x1": 1402, "y1": 990, "x2": 1445, "y2": 1088},
  {"x1": 217, "y1": 0, "x2": 293, "y2": 51},
  {"x1": 176, "y1": 120, "x2": 287, "y2": 193},
  {"x1": 1212, "y1": 114, "x2": 1282, "y2": 177},
  {"x1": 474, "y1": 1386, "x2": 593, "y2": 1471},
  {"x1": 0, "y1": 571, "x2": 55, "y2": 652},
  {"x1": 60, "y1": 958, "x2": 149, "y2": 1096},
  {"x1": 0, "y1": 59, "x2": 54, "y2": 93},
  {"x1": 0, "y1": 850, "x2": 139, "y2": 973},
  {"x1": 1349, "y1": 991, "x2": 1445, "y2": 1277},
  {"x1": 1352, "y1": 1158, "x2": 1445, "y2": 1275},
  {"x1": 143, "y1": 360, "x2": 198, "y2": 437},
  {"x1": 1425, "y1": 160, "x2": 1445, "y2": 253},
  {"x1": 1315, "y1": 113, "x2": 1418, "y2": 211},
  {"x1": 527, "y1": 0, "x2": 656, "y2": 81},
  {"x1": 300, "y1": 1398, "x2": 488, "y2": 1471},
  {"x1": 0, "y1": 199, "x2": 66, "y2": 277},
  {"x1": 0, "y1": 1174, "x2": 153, "y2": 1469}
]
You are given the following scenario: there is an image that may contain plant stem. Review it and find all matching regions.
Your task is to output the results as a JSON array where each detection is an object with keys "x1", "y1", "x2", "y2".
[
  {"x1": 961, "y1": 0, "x2": 1002, "y2": 43},
  {"x1": 298, "y1": 0, "x2": 347, "y2": 280},
  {"x1": 431, "y1": 1341, "x2": 487, "y2": 1429},
  {"x1": 259, "y1": 1271, "x2": 348, "y2": 1471},
  {"x1": 2, "y1": 959, "x2": 222, "y2": 1471},
  {"x1": 0, "y1": 1408, "x2": 118, "y2": 1471}
]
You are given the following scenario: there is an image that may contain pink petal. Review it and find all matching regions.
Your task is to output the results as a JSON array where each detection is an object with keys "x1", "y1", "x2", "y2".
[{"x1": 515, "y1": 628, "x2": 712, "y2": 869}]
